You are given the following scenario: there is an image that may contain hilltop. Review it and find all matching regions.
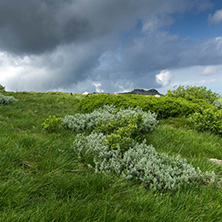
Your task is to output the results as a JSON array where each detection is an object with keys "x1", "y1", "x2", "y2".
[
  {"x1": 0, "y1": 90, "x2": 222, "y2": 221},
  {"x1": 120, "y1": 88, "x2": 162, "y2": 96}
]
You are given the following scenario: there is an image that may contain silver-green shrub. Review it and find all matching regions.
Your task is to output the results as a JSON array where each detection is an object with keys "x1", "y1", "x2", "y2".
[
  {"x1": 73, "y1": 133, "x2": 216, "y2": 191},
  {"x1": 213, "y1": 99, "x2": 222, "y2": 109},
  {"x1": 62, "y1": 105, "x2": 116, "y2": 133},
  {"x1": 113, "y1": 106, "x2": 158, "y2": 133},
  {"x1": 0, "y1": 93, "x2": 17, "y2": 105},
  {"x1": 62, "y1": 105, "x2": 158, "y2": 134}
]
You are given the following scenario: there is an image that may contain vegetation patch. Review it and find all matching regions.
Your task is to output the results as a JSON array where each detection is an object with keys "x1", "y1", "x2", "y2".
[
  {"x1": 74, "y1": 133, "x2": 216, "y2": 191},
  {"x1": 166, "y1": 85, "x2": 219, "y2": 104},
  {"x1": 0, "y1": 93, "x2": 17, "y2": 105},
  {"x1": 78, "y1": 93, "x2": 206, "y2": 118},
  {"x1": 1, "y1": 89, "x2": 222, "y2": 221},
  {"x1": 42, "y1": 115, "x2": 62, "y2": 133},
  {"x1": 189, "y1": 107, "x2": 222, "y2": 136},
  {"x1": 62, "y1": 105, "x2": 158, "y2": 135},
  {"x1": 64, "y1": 105, "x2": 217, "y2": 191}
]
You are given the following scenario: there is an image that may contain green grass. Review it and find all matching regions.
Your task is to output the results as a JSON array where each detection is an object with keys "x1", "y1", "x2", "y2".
[{"x1": 1, "y1": 92, "x2": 222, "y2": 221}]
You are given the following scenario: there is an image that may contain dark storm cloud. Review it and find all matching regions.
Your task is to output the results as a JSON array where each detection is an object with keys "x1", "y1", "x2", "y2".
[
  {"x1": 0, "y1": 0, "x2": 210, "y2": 55},
  {"x1": 120, "y1": 33, "x2": 222, "y2": 74},
  {"x1": 1, "y1": 0, "x2": 220, "y2": 93},
  {"x1": 0, "y1": 0, "x2": 92, "y2": 54}
]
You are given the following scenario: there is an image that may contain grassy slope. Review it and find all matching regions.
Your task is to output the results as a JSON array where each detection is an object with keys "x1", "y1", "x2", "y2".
[{"x1": 0, "y1": 92, "x2": 222, "y2": 221}]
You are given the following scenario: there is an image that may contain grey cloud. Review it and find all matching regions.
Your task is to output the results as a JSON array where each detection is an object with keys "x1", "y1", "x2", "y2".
[
  {"x1": 0, "y1": 0, "x2": 91, "y2": 54},
  {"x1": 2, "y1": 30, "x2": 221, "y2": 93},
  {"x1": 85, "y1": 33, "x2": 222, "y2": 92},
  {"x1": 0, "y1": 0, "x2": 211, "y2": 55},
  {"x1": 0, "y1": 0, "x2": 219, "y2": 93},
  {"x1": 119, "y1": 33, "x2": 222, "y2": 73}
]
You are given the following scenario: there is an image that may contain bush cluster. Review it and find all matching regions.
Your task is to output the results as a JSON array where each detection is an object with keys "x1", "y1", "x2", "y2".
[
  {"x1": 73, "y1": 133, "x2": 216, "y2": 191},
  {"x1": 42, "y1": 115, "x2": 62, "y2": 133},
  {"x1": 0, "y1": 93, "x2": 17, "y2": 105},
  {"x1": 62, "y1": 105, "x2": 158, "y2": 136},
  {"x1": 0, "y1": 84, "x2": 5, "y2": 91},
  {"x1": 62, "y1": 105, "x2": 116, "y2": 133},
  {"x1": 78, "y1": 94, "x2": 204, "y2": 118},
  {"x1": 66, "y1": 105, "x2": 216, "y2": 191},
  {"x1": 96, "y1": 114, "x2": 147, "y2": 152},
  {"x1": 189, "y1": 108, "x2": 222, "y2": 136},
  {"x1": 166, "y1": 85, "x2": 219, "y2": 104}
]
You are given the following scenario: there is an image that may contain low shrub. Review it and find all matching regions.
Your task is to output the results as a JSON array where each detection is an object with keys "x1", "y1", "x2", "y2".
[
  {"x1": 213, "y1": 99, "x2": 222, "y2": 109},
  {"x1": 62, "y1": 105, "x2": 158, "y2": 135},
  {"x1": 0, "y1": 93, "x2": 17, "y2": 105},
  {"x1": 166, "y1": 85, "x2": 219, "y2": 104},
  {"x1": 189, "y1": 108, "x2": 222, "y2": 136},
  {"x1": 0, "y1": 84, "x2": 5, "y2": 91},
  {"x1": 78, "y1": 94, "x2": 203, "y2": 118},
  {"x1": 42, "y1": 115, "x2": 62, "y2": 133},
  {"x1": 73, "y1": 133, "x2": 216, "y2": 191},
  {"x1": 96, "y1": 114, "x2": 143, "y2": 152},
  {"x1": 62, "y1": 105, "x2": 116, "y2": 133}
]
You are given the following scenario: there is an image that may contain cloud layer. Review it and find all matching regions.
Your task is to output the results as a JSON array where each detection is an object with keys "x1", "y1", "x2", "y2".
[{"x1": 0, "y1": 0, "x2": 221, "y2": 93}]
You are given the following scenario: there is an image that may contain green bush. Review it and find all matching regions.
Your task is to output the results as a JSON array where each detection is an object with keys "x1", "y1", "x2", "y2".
[
  {"x1": 73, "y1": 133, "x2": 216, "y2": 191},
  {"x1": 62, "y1": 105, "x2": 116, "y2": 133},
  {"x1": 62, "y1": 105, "x2": 158, "y2": 134},
  {"x1": 0, "y1": 93, "x2": 17, "y2": 105},
  {"x1": 189, "y1": 108, "x2": 222, "y2": 136},
  {"x1": 96, "y1": 114, "x2": 144, "y2": 152},
  {"x1": 78, "y1": 94, "x2": 205, "y2": 118},
  {"x1": 63, "y1": 105, "x2": 158, "y2": 152},
  {"x1": 42, "y1": 115, "x2": 62, "y2": 133},
  {"x1": 0, "y1": 84, "x2": 5, "y2": 91},
  {"x1": 166, "y1": 85, "x2": 219, "y2": 104}
]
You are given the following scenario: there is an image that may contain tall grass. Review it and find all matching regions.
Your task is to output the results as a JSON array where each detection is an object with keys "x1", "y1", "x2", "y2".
[{"x1": 0, "y1": 92, "x2": 222, "y2": 221}]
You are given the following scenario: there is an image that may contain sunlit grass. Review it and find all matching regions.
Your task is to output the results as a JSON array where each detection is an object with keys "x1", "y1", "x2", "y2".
[{"x1": 0, "y1": 92, "x2": 222, "y2": 221}]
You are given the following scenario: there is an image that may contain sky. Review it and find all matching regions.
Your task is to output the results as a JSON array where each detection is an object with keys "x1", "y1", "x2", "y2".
[{"x1": 0, "y1": 0, "x2": 222, "y2": 95}]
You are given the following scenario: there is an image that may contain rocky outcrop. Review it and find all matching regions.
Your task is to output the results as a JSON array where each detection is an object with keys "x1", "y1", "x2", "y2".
[
  {"x1": 121, "y1": 89, "x2": 162, "y2": 96},
  {"x1": 209, "y1": 158, "x2": 222, "y2": 165}
]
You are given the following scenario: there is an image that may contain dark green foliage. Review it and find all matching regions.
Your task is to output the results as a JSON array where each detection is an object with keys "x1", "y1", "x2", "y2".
[
  {"x1": 166, "y1": 85, "x2": 219, "y2": 104},
  {"x1": 78, "y1": 94, "x2": 205, "y2": 118},
  {"x1": 189, "y1": 108, "x2": 222, "y2": 136},
  {"x1": 0, "y1": 84, "x2": 5, "y2": 91}
]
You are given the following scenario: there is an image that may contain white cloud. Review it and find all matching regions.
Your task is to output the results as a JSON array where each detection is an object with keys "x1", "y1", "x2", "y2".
[
  {"x1": 202, "y1": 66, "x2": 218, "y2": 75},
  {"x1": 142, "y1": 15, "x2": 174, "y2": 32},
  {"x1": 157, "y1": 66, "x2": 222, "y2": 95},
  {"x1": 155, "y1": 70, "x2": 173, "y2": 86},
  {"x1": 199, "y1": 79, "x2": 216, "y2": 84},
  {"x1": 93, "y1": 83, "x2": 104, "y2": 93},
  {"x1": 208, "y1": 9, "x2": 222, "y2": 24}
]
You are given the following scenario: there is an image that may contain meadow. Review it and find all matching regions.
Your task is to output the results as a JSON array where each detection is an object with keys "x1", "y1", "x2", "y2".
[{"x1": 0, "y1": 88, "x2": 222, "y2": 221}]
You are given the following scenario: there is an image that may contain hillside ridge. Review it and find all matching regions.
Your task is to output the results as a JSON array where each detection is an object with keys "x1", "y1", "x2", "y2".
[{"x1": 121, "y1": 88, "x2": 162, "y2": 96}]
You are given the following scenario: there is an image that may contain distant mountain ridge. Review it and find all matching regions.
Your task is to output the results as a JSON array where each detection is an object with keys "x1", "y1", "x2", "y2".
[{"x1": 121, "y1": 89, "x2": 162, "y2": 96}]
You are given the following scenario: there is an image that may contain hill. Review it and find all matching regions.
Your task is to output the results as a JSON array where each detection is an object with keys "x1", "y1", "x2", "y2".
[
  {"x1": 0, "y1": 91, "x2": 222, "y2": 221},
  {"x1": 121, "y1": 88, "x2": 162, "y2": 96}
]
